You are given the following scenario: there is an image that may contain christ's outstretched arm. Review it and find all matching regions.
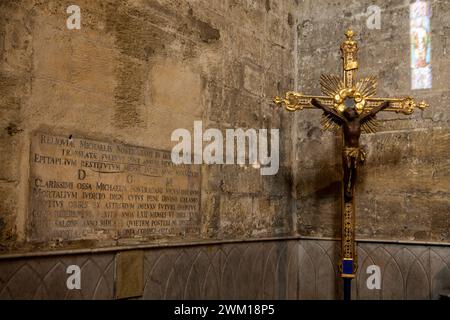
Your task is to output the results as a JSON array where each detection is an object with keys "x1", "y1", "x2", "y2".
[
  {"x1": 359, "y1": 101, "x2": 390, "y2": 122},
  {"x1": 310, "y1": 98, "x2": 346, "y2": 123}
]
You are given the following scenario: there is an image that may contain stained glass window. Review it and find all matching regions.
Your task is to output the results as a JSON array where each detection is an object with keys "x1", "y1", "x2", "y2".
[{"x1": 410, "y1": 1, "x2": 432, "y2": 90}]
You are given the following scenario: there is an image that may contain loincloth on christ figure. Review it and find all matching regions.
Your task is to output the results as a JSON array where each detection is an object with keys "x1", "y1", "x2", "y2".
[{"x1": 343, "y1": 147, "x2": 366, "y2": 168}]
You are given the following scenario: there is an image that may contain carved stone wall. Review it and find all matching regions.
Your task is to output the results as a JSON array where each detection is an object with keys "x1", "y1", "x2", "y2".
[
  {"x1": 0, "y1": 0, "x2": 297, "y2": 252},
  {"x1": 295, "y1": 0, "x2": 450, "y2": 242}
]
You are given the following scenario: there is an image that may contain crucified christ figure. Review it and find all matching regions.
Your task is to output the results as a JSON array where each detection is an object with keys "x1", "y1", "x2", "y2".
[
  {"x1": 274, "y1": 29, "x2": 429, "y2": 299},
  {"x1": 310, "y1": 98, "x2": 390, "y2": 201}
]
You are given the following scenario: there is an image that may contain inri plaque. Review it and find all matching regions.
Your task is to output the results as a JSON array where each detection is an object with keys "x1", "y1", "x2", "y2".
[{"x1": 28, "y1": 132, "x2": 201, "y2": 242}]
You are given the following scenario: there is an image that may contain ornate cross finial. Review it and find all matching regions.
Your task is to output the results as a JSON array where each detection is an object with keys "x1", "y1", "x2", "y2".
[{"x1": 344, "y1": 28, "x2": 355, "y2": 40}]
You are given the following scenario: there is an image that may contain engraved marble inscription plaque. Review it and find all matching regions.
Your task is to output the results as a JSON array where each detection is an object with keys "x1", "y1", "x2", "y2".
[{"x1": 28, "y1": 132, "x2": 201, "y2": 242}]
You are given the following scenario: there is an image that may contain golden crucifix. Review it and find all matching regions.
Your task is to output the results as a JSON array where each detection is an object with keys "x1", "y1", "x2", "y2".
[{"x1": 274, "y1": 29, "x2": 429, "y2": 300}]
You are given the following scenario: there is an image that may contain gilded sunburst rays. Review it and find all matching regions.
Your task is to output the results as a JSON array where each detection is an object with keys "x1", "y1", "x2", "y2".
[
  {"x1": 361, "y1": 118, "x2": 379, "y2": 134},
  {"x1": 319, "y1": 74, "x2": 380, "y2": 133},
  {"x1": 320, "y1": 74, "x2": 345, "y2": 98},
  {"x1": 320, "y1": 113, "x2": 341, "y2": 132},
  {"x1": 320, "y1": 74, "x2": 378, "y2": 103},
  {"x1": 355, "y1": 75, "x2": 378, "y2": 98}
]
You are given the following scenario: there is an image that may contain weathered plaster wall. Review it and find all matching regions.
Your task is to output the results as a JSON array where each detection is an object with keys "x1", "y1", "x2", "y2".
[
  {"x1": 0, "y1": 0, "x2": 298, "y2": 252},
  {"x1": 295, "y1": 0, "x2": 450, "y2": 242}
]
